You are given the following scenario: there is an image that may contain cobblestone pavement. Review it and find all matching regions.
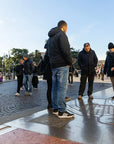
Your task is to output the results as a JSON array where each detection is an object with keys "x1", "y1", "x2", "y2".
[{"x1": 0, "y1": 77, "x2": 112, "y2": 124}]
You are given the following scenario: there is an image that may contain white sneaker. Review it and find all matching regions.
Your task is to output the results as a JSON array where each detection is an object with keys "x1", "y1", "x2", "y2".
[
  {"x1": 15, "y1": 93, "x2": 20, "y2": 96},
  {"x1": 53, "y1": 109, "x2": 58, "y2": 116},
  {"x1": 58, "y1": 111, "x2": 74, "y2": 119}
]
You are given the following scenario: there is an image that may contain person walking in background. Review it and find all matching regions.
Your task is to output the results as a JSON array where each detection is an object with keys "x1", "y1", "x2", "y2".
[
  {"x1": 96, "y1": 68, "x2": 101, "y2": 79},
  {"x1": 23, "y1": 54, "x2": 34, "y2": 96},
  {"x1": 100, "y1": 64, "x2": 104, "y2": 81},
  {"x1": 47, "y1": 20, "x2": 74, "y2": 118},
  {"x1": 43, "y1": 42, "x2": 52, "y2": 109},
  {"x1": 14, "y1": 59, "x2": 24, "y2": 96},
  {"x1": 78, "y1": 43, "x2": 98, "y2": 100},
  {"x1": 104, "y1": 42, "x2": 114, "y2": 99},
  {"x1": 0, "y1": 71, "x2": 3, "y2": 83},
  {"x1": 32, "y1": 61, "x2": 39, "y2": 89},
  {"x1": 68, "y1": 64, "x2": 75, "y2": 86}
]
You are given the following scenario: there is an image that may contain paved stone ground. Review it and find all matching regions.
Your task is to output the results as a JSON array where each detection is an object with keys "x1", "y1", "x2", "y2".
[{"x1": 0, "y1": 76, "x2": 112, "y2": 124}]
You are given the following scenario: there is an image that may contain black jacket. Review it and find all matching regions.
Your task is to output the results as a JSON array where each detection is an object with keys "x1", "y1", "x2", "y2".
[
  {"x1": 15, "y1": 64, "x2": 23, "y2": 76},
  {"x1": 43, "y1": 50, "x2": 52, "y2": 80},
  {"x1": 47, "y1": 27, "x2": 72, "y2": 69},
  {"x1": 33, "y1": 66, "x2": 38, "y2": 76},
  {"x1": 78, "y1": 49, "x2": 98, "y2": 75},
  {"x1": 104, "y1": 52, "x2": 114, "y2": 77},
  {"x1": 23, "y1": 59, "x2": 34, "y2": 75}
]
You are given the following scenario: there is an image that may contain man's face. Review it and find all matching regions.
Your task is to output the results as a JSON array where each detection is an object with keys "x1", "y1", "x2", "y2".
[
  {"x1": 61, "y1": 25, "x2": 67, "y2": 33},
  {"x1": 84, "y1": 44, "x2": 90, "y2": 52},
  {"x1": 33, "y1": 62, "x2": 36, "y2": 66},
  {"x1": 23, "y1": 57, "x2": 28, "y2": 61},
  {"x1": 110, "y1": 48, "x2": 114, "y2": 52},
  {"x1": 20, "y1": 59, "x2": 24, "y2": 64}
]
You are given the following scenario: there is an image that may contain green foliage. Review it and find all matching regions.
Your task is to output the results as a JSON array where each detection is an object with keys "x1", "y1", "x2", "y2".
[
  {"x1": 29, "y1": 50, "x2": 41, "y2": 64},
  {"x1": 0, "y1": 48, "x2": 41, "y2": 72},
  {"x1": 11, "y1": 48, "x2": 28, "y2": 65}
]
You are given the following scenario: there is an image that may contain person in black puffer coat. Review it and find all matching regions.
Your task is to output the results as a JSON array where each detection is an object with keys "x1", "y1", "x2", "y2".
[
  {"x1": 43, "y1": 42, "x2": 52, "y2": 109},
  {"x1": 78, "y1": 43, "x2": 98, "y2": 100},
  {"x1": 104, "y1": 42, "x2": 114, "y2": 99},
  {"x1": 14, "y1": 59, "x2": 24, "y2": 96},
  {"x1": 32, "y1": 62, "x2": 39, "y2": 89}
]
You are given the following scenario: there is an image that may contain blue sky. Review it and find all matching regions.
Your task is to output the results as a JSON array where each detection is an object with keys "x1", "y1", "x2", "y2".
[{"x1": 0, "y1": 0, "x2": 114, "y2": 59}]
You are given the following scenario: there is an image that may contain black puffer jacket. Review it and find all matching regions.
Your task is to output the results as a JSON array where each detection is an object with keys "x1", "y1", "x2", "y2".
[
  {"x1": 23, "y1": 59, "x2": 34, "y2": 75},
  {"x1": 78, "y1": 49, "x2": 98, "y2": 75},
  {"x1": 43, "y1": 50, "x2": 52, "y2": 80},
  {"x1": 104, "y1": 52, "x2": 114, "y2": 77},
  {"x1": 47, "y1": 27, "x2": 72, "y2": 68},
  {"x1": 15, "y1": 64, "x2": 23, "y2": 76}
]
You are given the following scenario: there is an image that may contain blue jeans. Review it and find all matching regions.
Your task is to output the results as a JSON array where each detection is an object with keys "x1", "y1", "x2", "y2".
[
  {"x1": 52, "y1": 66, "x2": 69, "y2": 112},
  {"x1": 23, "y1": 74, "x2": 33, "y2": 92}
]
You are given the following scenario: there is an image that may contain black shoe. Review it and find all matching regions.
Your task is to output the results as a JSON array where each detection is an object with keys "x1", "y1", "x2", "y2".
[
  {"x1": 58, "y1": 111, "x2": 74, "y2": 119},
  {"x1": 53, "y1": 109, "x2": 58, "y2": 115}
]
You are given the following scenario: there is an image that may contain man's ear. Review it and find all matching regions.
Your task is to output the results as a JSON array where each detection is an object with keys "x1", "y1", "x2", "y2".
[{"x1": 61, "y1": 27, "x2": 64, "y2": 32}]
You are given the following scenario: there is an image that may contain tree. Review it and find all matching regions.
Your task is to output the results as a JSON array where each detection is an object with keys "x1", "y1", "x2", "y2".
[
  {"x1": 11, "y1": 48, "x2": 28, "y2": 65},
  {"x1": 29, "y1": 50, "x2": 41, "y2": 64}
]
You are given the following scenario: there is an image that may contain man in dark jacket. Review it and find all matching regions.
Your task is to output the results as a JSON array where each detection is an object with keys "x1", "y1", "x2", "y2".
[
  {"x1": 104, "y1": 42, "x2": 114, "y2": 99},
  {"x1": 78, "y1": 43, "x2": 98, "y2": 100},
  {"x1": 23, "y1": 54, "x2": 34, "y2": 96},
  {"x1": 15, "y1": 59, "x2": 24, "y2": 96},
  {"x1": 32, "y1": 61, "x2": 39, "y2": 89},
  {"x1": 43, "y1": 42, "x2": 52, "y2": 109},
  {"x1": 47, "y1": 20, "x2": 74, "y2": 118}
]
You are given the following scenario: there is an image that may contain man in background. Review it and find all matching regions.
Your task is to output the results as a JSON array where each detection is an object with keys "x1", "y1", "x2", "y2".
[
  {"x1": 15, "y1": 59, "x2": 24, "y2": 96},
  {"x1": 23, "y1": 54, "x2": 34, "y2": 96},
  {"x1": 78, "y1": 43, "x2": 98, "y2": 100}
]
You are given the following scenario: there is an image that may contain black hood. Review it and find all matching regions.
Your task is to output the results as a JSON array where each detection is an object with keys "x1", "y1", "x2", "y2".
[{"x1": 48, "y1": 27, "x2": 61, "y2": 37}]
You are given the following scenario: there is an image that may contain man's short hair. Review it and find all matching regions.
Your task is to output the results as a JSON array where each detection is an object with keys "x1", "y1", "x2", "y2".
[
  {"x1": 58, "y1": 20, "x2": 67, "y2": 28},
  {"x1": 84, "y1": 43, "x2": 90, "y2": 48},
  {"x1": 108, "y1": 42, "x2": 114, "y2": 49}
]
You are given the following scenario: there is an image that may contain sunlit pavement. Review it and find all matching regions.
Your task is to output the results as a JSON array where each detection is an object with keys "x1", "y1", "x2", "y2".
[{"x1": 0, "y1": 77, "x2": 113, "y2": 144}]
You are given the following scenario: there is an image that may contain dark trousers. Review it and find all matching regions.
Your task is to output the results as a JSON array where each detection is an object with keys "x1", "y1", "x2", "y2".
[
  {"x1": 69, "y1": 73, "x2": 73, "y2": 84},
  {"x1": 17, "y1": 75, "x2": 23, "y2": 93},
  {"x1": 79, "y1": 74, "x2": 94, "y2": 96},
  {"x1": 47, "y1": 77, "x2": 52, "y2": 106},
  {"x1": 32, "y1": 76, "x2": 38, "y2": 88}
]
